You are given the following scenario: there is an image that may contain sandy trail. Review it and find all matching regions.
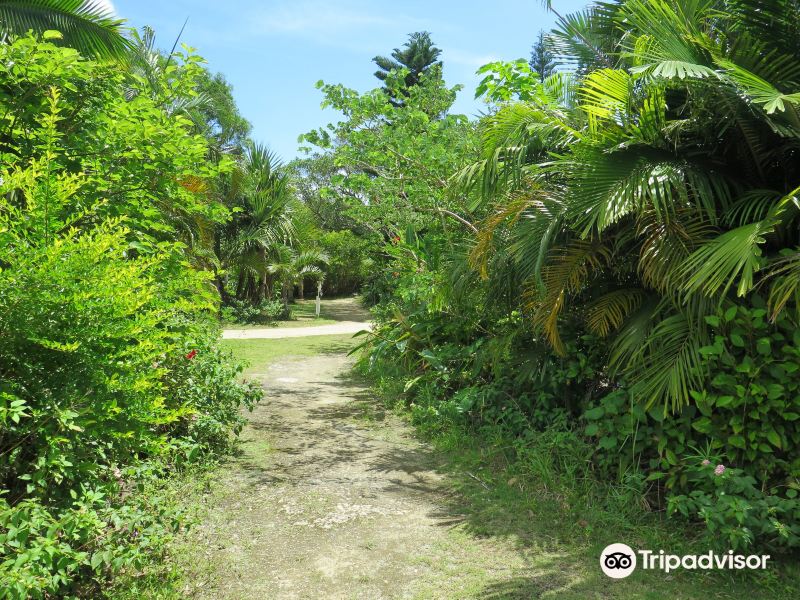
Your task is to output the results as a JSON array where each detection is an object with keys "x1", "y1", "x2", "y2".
[
  {"x1": 221, "y1": 322, "x2": 369, "y2": 339},
  {"x1": 180, "y1": 352, "x2": 540, "y2": 599}
]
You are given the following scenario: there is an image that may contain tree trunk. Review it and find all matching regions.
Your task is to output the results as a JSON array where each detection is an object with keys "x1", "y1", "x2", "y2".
[
  {"x1": 215, "y1": 274, "x2": 231, "y2": 304},
  {"x1": 235, "y1": 271, "x2": 246, "y2": 300},
  {"x1": 298, "y1": 278, "x2": 305, "y2": 300},
  {"x1": 257, "y1": 246, "x2": 267, "y2": 301}
]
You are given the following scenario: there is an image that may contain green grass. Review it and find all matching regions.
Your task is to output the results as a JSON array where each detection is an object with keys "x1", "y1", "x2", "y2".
[{"x1": 222, "y1": 334, "x2": 358, "y2": 375}]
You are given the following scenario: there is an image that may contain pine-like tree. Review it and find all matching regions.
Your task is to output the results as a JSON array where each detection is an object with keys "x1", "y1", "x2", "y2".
[
  {"x1": 529, "y1": 31, "x2": 555, "y2": 82},
  {"x1": 373, "y1": 31, "x2": 442, "y2": 106}
]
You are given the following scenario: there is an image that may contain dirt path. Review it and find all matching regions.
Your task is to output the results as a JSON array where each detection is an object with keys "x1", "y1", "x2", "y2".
[
  {"x1": 221, "y1": 321, "x2": 368, "y2": 340},
  {"x1": 180, "y1": 352, "x2": 551, "y2": 599}
]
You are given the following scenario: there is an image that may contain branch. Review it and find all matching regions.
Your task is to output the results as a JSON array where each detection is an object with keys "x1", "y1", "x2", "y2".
[{"x1": 414, "y1": 206, "x2": 478, "y2": 234}]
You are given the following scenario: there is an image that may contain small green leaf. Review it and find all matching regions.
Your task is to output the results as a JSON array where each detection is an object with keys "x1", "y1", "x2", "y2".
[
  {"x1": 724, "y1": 306, "x2": 738, "y2": 322},
  {"x1": 665, "y1": 448, "x2": 678, "y2": 465},
  {"x1": 583, "y1": 406, "x2": 605, "y2": 420},
  {"x1": 766, "y1": 430, "x2": 782, "y2": 449},
  {"x1": 599, "y1": 435, "x2": 617, "y2": 449},
  {"x1": 729, "y1": 435, "x2": 746, "y2": 449},
  {"x1": 715, "y1": 395, "x2": 734, "y2": 408},
  {"x1": 692, "y1": 417, "x2": 712, "y2": 433}
]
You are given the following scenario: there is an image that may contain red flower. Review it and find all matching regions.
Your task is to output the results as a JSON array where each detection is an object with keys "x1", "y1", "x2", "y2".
[{"x1": 185, "y1": 349, "x2": 197, "y2": 360}]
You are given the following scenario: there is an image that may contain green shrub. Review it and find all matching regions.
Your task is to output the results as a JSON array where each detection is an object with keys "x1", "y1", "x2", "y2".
[
  {"x1": 319, "y1": 230, "x2": 371, "y2": 296},
  {"x1": 0, "y1": 34, "x2": 262, "y2": 597},
  {"x1": 220, "y1": 298, "x2": 287, "y2": 324},
  {"x1": 581, "y1": 299, "x2": 800, "y2": 549},
  {"x1": 668, "y1": 453, "x2": 800, "y2": 550}
]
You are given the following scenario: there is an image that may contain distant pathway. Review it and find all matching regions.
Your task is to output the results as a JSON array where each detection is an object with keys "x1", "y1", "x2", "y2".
[
  {"x1": 222, "y1": 321, "x2": 369, "y2": 340},
  {"x1": 223, "y1": 297, "x2": 371, "y2": 340}
]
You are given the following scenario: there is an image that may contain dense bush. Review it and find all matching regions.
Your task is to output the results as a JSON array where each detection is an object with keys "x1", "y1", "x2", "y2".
[
  {"x1": 339, "y1": 0, "x2": 800, "y2": 556},
  {"x1": 0, "y1": 35, "x2": 261, "y2": 598},
  {"x1": 359, "y1": 259, "x2": 800, "y2": 551},
  {"x1": 220, "y1": 298, "x2": 288, "y2": 324}
]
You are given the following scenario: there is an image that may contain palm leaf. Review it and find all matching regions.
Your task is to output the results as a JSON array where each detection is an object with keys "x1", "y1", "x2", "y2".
[
  {"x1": 0, "y1": 0, "x2": 131, "y2": 60},
  {"x1": 585, "y1": 288, "x2": 646, "y2": 336}
]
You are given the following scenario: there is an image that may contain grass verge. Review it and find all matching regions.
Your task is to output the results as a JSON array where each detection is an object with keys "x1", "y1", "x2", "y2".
[{"x1": 221, "y1": 334, "x2": 357, "y2": 374}]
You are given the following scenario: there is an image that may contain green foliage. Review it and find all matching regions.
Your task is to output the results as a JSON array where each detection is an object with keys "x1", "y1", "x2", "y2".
[
  {"x1": 0, "y1": 33, "x2": 261, "y2": 597},
  {"x1": 464, "y1": 0, "x2": 800, "y2": 411},
  {"x1": 668, "y1": 455, "x2": 800, "y2": 551},
  {"x1": 476, "y1": 59, "x2": 542, "y2": 102},
  {"x1": 300, "y1": 71, "x2": 476, "y2": 235},
  {"x1": 373, "y1": 31, "x2": 442, "y2": 106},
  {"x1": 529, "y1": 31, "x2": 556, "y2": 82},
  {"x1": 219, "y1": 298, "x2": 288, "y2": 324},
  {"x1": 580, "y1": 297, "x2": 800, "y2": 549},
  {"x1": 0, "y1": 0, "x2": 131, "y2": 61},
  {"x1": 692, "y1": 301, "x2": 800, "y2": 481},
  {"x1": 318, "y1": 230, "x2": 371, "y2": 295}
]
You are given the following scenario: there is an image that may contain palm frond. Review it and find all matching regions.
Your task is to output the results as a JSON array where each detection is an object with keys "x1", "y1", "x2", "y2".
[
  {"x1": 585, "y1": 288, "x2": 646, "y2": 337},
  {"x1": 0, "y1": 0, "x2": 131, "y2": 60}
]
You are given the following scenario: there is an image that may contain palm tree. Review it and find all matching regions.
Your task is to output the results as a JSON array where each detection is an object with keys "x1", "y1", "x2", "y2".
[
  {"x1": 0, "y1": 0, "x2": 130, "y2": 60},
  {"x1": 125, "y1": 26, "x2": 215, "y2": 120},
  {"x1": 264, "y1": 246, "x2": 327, "y2": 309},
  {"x1": 218, "y1": 142, "x2": 295, "y2": 304},
  {"x1": 464, "y1": 0, "x2": 800, "y2": 412},
  {"x1": 293, "y1": 249, "x2": 328, "y2": 300},
  {"x1": 373, "y1": 31, "x2": 442, "y2": 106}
]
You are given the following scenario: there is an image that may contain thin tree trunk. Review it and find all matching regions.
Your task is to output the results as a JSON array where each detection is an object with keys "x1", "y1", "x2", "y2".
[
  {"x1": 235, "y1": 271, "x2": 246, "y2": 300},
  {"x1": 257, "y1": 246, "x2": 267, "y2": 301},
  {"x1": 215, "y1": 275, "x2": 231, "y2": 304}
]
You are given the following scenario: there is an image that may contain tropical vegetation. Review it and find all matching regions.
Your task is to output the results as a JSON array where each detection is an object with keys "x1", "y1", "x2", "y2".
[
  {"x1": 303, "y1": 0, "x2": 800, "y2": 556},
  {"x1": 3, "y1": 0, "x2": 800, "y2": 596}
]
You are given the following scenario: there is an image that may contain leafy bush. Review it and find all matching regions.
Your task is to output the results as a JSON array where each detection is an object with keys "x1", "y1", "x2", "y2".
[
  {"x1": 220, "y1": 298, "x2": 288, "y2": 324},
  {"x1": 318, "y1": 230, "x2": 371, "y2": 296},
  {"x1": 668, "y1": 454, "x2": 800, "y2": 550},
  {"x1": 0, "y1": 34, "x2": 261, "y2": 597},
  {"x1": 580, "y1": 299, "x2": 800, "y2": 549},
  {"x1": 359, "y1": 237, "x2": 800, "y2": 551}
]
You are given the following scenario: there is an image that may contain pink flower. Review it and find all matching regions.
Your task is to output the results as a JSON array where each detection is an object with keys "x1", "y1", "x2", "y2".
[
  {"x1": 186, "y1": 349, "x2": 197, "y2": 360},
  {"x1": 714, "y1": 464, "x2": 726, "y2": 476},
  {"x1": 701, "y1": 459, "x2": 711, "y2": 466}
]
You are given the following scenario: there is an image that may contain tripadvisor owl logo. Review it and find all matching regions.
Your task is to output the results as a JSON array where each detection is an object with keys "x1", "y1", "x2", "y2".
[
  {"x1": 600, "y1": 543, "x2": 637, "y2": 578},
  {"x1": 600, "y1": 543, "x2": 771, "y2": 578}
]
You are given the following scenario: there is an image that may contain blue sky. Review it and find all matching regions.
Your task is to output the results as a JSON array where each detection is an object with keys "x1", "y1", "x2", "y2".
[{"x1": 111, "y1": 0, "x2": 587, "y2": 159}]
